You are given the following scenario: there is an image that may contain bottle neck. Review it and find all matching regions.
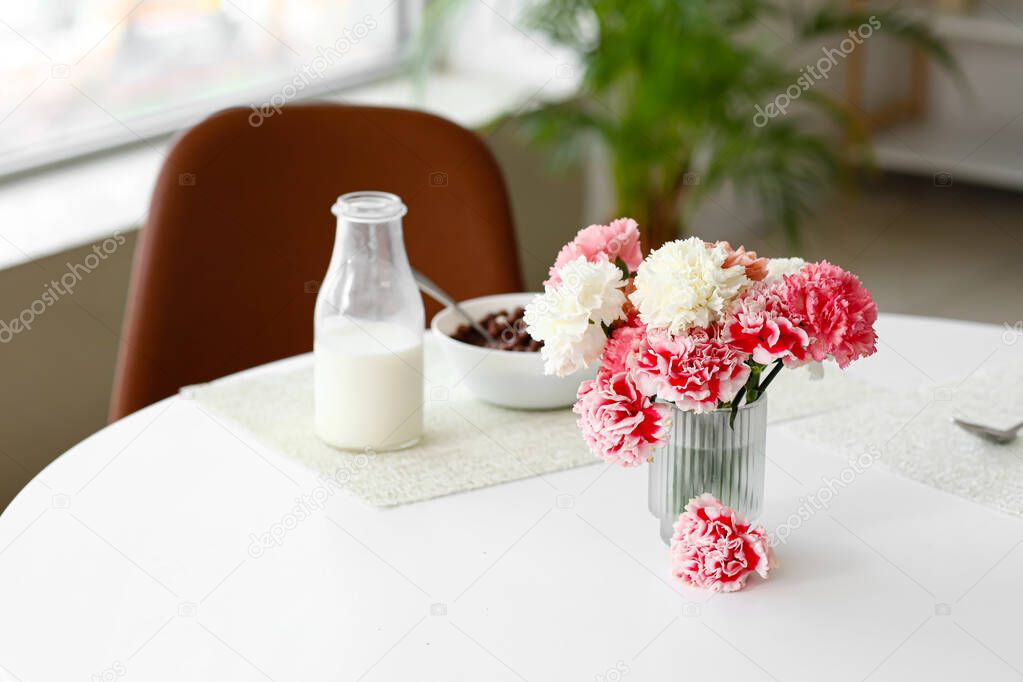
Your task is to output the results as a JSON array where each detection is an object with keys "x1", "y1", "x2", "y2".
[
  {"x1": 316, "y1": 191, "x2": 422, "y2": 332},
  {"x1": 317, "y1": 215, "x2": 421, "y2": 328},
  {"x1": 330, "y1": 217, "x2": 408, "y2": 273}
]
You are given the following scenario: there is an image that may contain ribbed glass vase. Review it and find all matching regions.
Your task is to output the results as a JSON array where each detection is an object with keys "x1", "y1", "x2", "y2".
[{"x1": 648, "y1": 396, "x2": 768, "y2": 544}]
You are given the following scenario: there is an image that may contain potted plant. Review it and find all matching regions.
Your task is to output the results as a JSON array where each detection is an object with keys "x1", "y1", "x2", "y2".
[{"x1": 417, "y1": 0, "x2": 955, "y2": 247}]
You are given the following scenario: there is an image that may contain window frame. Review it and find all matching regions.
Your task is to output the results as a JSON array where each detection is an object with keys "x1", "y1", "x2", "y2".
[{"x1": 0, "y1": 0, "x2": 416, "y2": 179}]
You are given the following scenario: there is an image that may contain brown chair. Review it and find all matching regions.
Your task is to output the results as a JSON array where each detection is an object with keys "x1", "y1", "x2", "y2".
[{"x1": 110, "y1": 104, "x2": 520, "y2": 421}]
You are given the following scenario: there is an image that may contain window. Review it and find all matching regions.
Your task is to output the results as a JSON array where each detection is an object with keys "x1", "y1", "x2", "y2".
[{"x1": 0, "y1": 0, "x2": 411, "y2": 176}]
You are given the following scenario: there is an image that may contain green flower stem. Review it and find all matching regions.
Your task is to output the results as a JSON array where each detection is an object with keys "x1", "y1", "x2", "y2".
[
  {"x1": 728, "y1": 396, "x2": 741, "y2": 429},
  {"x1": 757, "y1": 360, "x2": 785, "y2": 395},
  {"x1": 730, "y1": 362, "x2": 760, "y2": 428},
  {"x1": 745, "y1": 364, "x2": 764, "y2": 404}
]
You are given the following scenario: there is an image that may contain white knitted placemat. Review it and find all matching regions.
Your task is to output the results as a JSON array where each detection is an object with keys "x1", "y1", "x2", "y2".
[
  {"x1": 187, "y1": 340, "x2": 880, "y2": 508},
  {"x1": 782, "y1": 352, "x2": 1023, "y2": 518},
  {"x1": 188, "y1": 362, "x2": 592, "y2": 507},
  {"x1": 767, "y1": 363, "x2": 887, "y2": 424}
]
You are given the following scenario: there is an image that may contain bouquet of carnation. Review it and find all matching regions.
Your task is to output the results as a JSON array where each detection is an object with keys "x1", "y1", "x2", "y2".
[{"x1": 525, "y1": 219, "x2": 879, "y2": 468}]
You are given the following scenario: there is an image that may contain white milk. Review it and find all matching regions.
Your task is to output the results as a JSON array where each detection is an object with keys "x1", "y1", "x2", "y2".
[{"x1": 314, "y1": 320, "x2": 424, "y2": 450}]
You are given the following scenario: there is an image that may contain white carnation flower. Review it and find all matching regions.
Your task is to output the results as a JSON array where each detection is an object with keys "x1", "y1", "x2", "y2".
[
  {"x1": 764, "y1": 257, "x2": 806, "y2": 282},
  {"x1": 540, "y1": 324, "x2": 608, "y2": 377},
  {"x1": 556, "y1": 256, "x2": 627, "y2": 326},
  {"x1": 525, "y1": 257, "x2": 626, "y2": 376},
  {"x1": 630, "y1": 237, "x2": 747, "y2": 335}
]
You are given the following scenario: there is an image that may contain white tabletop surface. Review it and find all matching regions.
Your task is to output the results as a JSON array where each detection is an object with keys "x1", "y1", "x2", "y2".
[{"x1": 3, "y1": 314, "x2": 1023, "y2": 682}]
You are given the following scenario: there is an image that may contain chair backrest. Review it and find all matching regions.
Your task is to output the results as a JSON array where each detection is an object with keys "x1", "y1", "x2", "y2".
[{"x1": 110, "y1": 104, "x2": 520, "y2": 420}]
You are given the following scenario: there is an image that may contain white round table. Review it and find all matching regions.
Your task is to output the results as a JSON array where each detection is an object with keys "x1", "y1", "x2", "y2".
[{"x1": 2, "y1": 314, "x2": 1022, "y2": 681}]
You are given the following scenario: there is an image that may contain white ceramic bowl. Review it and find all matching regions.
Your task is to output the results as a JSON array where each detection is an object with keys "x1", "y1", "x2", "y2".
[{"x1": 431, "y1": 292, "x2": 596, "y2": 409}]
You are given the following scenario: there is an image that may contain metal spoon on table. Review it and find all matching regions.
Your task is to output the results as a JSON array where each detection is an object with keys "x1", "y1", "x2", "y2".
[
  {"x1": 952, "y1": 418, "x2": 1023, "y2": 445},
  {"x1": 411, "y1": 268, "x2": 498, "y2": 346}
]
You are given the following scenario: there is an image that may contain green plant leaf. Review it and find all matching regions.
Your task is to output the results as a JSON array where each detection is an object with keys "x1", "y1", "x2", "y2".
[{"x1": 413, "y1": 0, "x2": 958, "y2": 247}]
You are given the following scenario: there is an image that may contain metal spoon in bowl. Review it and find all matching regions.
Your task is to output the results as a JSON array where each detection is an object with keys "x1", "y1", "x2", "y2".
[
  {"x1": 411, "y1": 268, "x2": 498, "y2": 346},
  {"x1": 952, "y1": 418, "x2": 1023, "y2": 445}
]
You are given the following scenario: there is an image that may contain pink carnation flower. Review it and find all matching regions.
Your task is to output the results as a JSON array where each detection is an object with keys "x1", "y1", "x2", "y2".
[
  {"x1": 600, "y1": 315, "x2": 646, "y2": 374},
  {"x1": 785, "y1": 261, "x2": 878, "y2": 369},
  {"x1": 725, "y1": 280, "x2": 809, "y2": 365},
  {"x1": 573, "y1": 369, "x2": 672, "y2": 467},
  {"x1": 547, "y1": 218, "x2": 643, "y2": 286},
  {"x1": 710, "y1": 241, "x2": 769, "y2": 282},
  {"x1": 631, "y1": 328, "x2": 751, "y2": 413},
  {"x1": 670, "y1": 494, "x2": 774, "y2": 593}
]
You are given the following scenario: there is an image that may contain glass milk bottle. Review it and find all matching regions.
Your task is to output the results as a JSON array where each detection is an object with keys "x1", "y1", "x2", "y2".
[{"x1": 314, "y1": 191, "x2": 424, "y2": 451}]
